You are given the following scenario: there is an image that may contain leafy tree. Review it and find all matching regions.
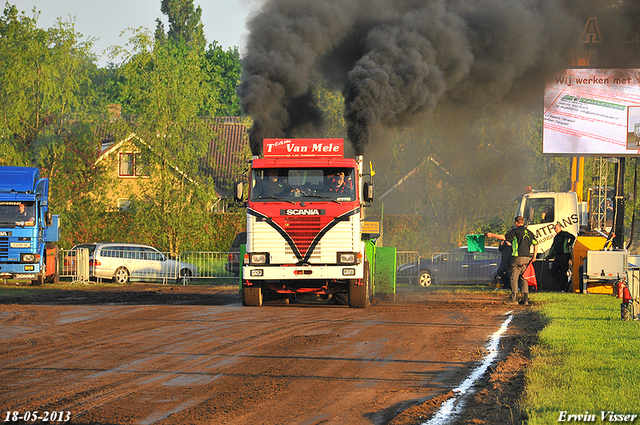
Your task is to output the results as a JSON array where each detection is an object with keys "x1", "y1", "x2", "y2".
[
  {"x1": 203, "y1": 42, "x2": 240, "y2": 116},
  {"x1": 109, "y1": 28, "x2": 217, "y2": 252},
  {"x1": 34, "y1": 123, "x2": 117, "y2": 248},
  {"x1": 154, "y1": 0, "x2": 205, "y2": 52},
  {"x1": 0, "y1": 3, "x2": 97, "y2": 154}
]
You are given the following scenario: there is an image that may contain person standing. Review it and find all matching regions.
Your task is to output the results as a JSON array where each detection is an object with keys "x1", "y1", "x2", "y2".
[
  {"x1": 547, "y1": 223, "x2": 576, "y2": 291},
  {"x1": 487, "y1": 216, "x2": 538, "y2": 305}
]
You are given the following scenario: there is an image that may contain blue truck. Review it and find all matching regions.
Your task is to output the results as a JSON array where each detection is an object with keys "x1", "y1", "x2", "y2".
[{"x1": 0, "y1": 166, "x2": 60, "y2": 285}]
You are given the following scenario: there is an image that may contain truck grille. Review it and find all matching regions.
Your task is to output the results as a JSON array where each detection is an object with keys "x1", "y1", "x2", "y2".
[
  {"x1": 0, "y1": 237, "x2": 8, "y2": 260},
  {"x1": 284, "y1": 216, "x2": 322, "y2": 257}
]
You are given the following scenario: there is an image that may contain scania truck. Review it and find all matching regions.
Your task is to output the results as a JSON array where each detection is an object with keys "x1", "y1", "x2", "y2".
[
  {"x1": 0, "y1": 166, "x2": 60, "y2": 284},
  {"x1": 236, "y1": 138, "x2": 374, "y2": 307}
]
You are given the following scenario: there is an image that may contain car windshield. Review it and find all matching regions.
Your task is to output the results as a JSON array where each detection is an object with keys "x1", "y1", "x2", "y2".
[
  {"x1": 250, "y1": 167, "x2": 356, "y2": 202},
  {"x1": 0, "y1": 201, "x2": 36, "y2": 226}
]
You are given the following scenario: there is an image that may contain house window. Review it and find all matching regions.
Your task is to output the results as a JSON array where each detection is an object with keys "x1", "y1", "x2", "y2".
[{"x1": 119, "y1": 152, "x2": 149, "y2": 177}]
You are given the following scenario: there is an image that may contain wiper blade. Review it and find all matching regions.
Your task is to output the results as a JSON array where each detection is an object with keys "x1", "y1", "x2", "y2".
[
  {"x1": 258, "y1": 196, "x2": 296, "y2": 204},
  {"x1": 304, "y1": 195, "x2": 342, "y2": 204}
]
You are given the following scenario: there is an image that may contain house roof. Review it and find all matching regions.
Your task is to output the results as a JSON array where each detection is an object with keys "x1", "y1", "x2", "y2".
[
  {"x1": 201, "y1": 117, "x2": 250, "y2": 196},
  {"x1": 95, "y1": 118, "x2": 250, "y2": 198}
]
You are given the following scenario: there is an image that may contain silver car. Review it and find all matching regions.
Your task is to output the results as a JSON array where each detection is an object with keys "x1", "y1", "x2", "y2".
[{"x1": 91, "y1": 243, "x2": 197, "y2": 284}]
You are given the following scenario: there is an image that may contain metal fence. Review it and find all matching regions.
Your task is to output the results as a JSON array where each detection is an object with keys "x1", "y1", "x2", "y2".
[
  {"x1": 60, "y1": 247, "x2": 498, "y2": 286},
  {"x1": 59, "y1": 249, "x2": 238, "y2": 284},
  {"x1": 395, "y1": 251, "x2": 421, "y2": 285}
]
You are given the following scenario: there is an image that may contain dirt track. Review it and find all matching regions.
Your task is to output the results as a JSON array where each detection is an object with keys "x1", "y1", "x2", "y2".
[{"x1": 0, "y1": 285, "x2": 541, "y2": 425}]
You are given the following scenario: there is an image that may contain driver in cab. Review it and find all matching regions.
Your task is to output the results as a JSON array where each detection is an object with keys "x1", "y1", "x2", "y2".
[
  {"x1": 255, "y1": 169, "x2": 296, "y2": 198},
  {"x1": 16, "y1": 203, "x2": 34, "y2": 225},
  {"x1": 326, "y1": 171, "x2": 352, "y2": 195}
]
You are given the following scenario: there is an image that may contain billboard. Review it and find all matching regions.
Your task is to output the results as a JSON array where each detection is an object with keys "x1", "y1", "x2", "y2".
[{"x1": 543, "y1": 69, "x2": 640, "y2": 156}]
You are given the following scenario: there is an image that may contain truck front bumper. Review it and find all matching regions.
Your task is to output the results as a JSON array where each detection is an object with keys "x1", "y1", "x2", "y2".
[{"x1": 243, "y1": 264, "x2": 363, "y2": 280}]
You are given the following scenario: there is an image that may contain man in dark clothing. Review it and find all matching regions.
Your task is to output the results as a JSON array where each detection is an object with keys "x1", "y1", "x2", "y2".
[
  {"x1": 487, "y1": 216, "x2": 538, "y2": 305},
  {"x1": 254, "y1": 169, "x2": 293, "y2": 198},
  {"x1": 492, "y1": 240, "x2": 512, "y2": 289},
  {"x1": 547, "y1": 223, "x2": 576, "y2": 291}
]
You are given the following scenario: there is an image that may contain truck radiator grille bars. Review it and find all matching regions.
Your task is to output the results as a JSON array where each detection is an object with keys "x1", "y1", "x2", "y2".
[
  {"x1": 284, "y1": 216, "x2": 322, "y2": 257},
  {"x1": 0, "y1": 237, "x2": 8, "y2": 259}
]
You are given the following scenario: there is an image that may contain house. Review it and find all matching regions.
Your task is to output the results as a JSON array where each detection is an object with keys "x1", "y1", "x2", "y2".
[{"x1": 95, "y1": 118, "x2": 250, "y2": 212}]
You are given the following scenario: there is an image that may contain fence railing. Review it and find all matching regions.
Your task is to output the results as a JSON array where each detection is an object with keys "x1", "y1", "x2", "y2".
[
  {"x1": 59, "y1": 249, "x2": 239, "y2": 284},
  {"x1": 59, "y1": 245, "x2": 458, "y2": 285}
]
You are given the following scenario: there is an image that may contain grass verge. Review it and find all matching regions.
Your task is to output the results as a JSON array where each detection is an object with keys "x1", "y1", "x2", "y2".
[{"x1": 524, "y1": 292, "x2": 640, "y2": 423}]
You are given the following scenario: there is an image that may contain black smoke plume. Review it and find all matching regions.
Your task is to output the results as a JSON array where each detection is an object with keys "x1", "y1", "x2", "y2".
[{"x1": 238, "y1": 0, "x2": 639, "y2": 156}]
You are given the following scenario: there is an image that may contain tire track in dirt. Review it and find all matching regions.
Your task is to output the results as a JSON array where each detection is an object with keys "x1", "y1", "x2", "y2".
[{"x1": 0, "y1": 288, "x2": 517, "y2": 425}]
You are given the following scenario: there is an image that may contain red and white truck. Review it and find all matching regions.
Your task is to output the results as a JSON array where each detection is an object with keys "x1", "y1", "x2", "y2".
[{"x1": 235, "y1": 138, "x2": 375, "y2": 307}]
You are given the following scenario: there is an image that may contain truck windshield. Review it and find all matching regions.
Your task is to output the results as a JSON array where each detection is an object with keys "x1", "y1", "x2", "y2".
[
  {"x1": 0, "y1": 201, "x2": 36, "y2": 226},
  {"x1": 521, "y1": 197, "x2": 555, "y2": 225},
  {"x1": 251, "y1": 168, "x2": 356, "y2": 202}
]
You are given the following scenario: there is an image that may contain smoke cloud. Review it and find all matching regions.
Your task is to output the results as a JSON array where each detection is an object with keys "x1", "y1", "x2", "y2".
[{"x1": 238, "y1": 0, "x2": 638, "y2": 155}]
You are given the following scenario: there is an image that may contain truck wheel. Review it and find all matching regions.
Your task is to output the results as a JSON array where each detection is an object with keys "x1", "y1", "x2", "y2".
[
  {"x1": 418, "y1": 271, "x2": 432, "y2": 288},
  {"x1": 243, "y1": 285, "x2": 263, "y2": 306},
  {"x1": 31, "y1": 273, "x2": 44, "y2": 286},
  {"x1": 349, "y1": 261, "x2": 370, "y2": 308},
  {"x1": 113, "y1": 267, "x2": 130, "y2": 284}
]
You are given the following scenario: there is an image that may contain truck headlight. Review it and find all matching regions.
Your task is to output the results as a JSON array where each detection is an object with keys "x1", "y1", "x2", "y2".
[
  {"x1": 250, "y1": 253, "x2": 268, "y2": 265},
  {"x1": 337, "y1": 252, "x2": 357, "y2": 264},
  {"x1": 20, "y1": 253, "x2": 39, "y2": 263}
]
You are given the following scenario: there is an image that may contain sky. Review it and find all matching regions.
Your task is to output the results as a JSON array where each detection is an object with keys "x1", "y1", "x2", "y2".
[{"x1": 10, "y1": 0, "x2": 262, "y2": 66}]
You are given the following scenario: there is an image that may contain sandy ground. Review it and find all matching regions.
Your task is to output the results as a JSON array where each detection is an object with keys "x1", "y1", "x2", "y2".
[{"x1": 0, "y1": 284, "x2": 542, "y2": 424}]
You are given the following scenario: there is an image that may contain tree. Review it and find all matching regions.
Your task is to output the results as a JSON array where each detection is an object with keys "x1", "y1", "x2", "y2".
[
  {"x1": 203, "y1": 42, "x2": 240, "y2": 116},
  {"x1": 0, "y1": 3, "x2": 97, "y2": 154},
  {"x1": 110, "y1": 28, "x2": 216, "y2": 252},
  {"x1": 155, "y1": 0, "x2": 205, "y2": 52}
]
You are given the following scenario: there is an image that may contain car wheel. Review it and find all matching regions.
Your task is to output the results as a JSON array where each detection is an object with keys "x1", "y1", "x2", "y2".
[
  {"x1": 177, "y1": 268, "x2": 192, "y2": 285},
  {"x1": 113, "y1": 266, "x2": 130, "y2": 284},
  {"x1": 418, "y1": 270, "x2": 432, "y2": 288}
]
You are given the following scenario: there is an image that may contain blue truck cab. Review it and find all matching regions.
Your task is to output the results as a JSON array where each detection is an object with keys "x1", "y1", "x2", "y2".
[{"x1": 0, "y1": 166, "x2": 60, "y2": 284}]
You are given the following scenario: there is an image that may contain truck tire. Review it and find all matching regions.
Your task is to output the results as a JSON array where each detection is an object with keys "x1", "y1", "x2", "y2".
[
  {"x1": 349, "y1": 261, "x2": 370, "y2": 308},
  {"x1": 243, "y1": 285, "x2": 263, "y2": 306},
  {"x1": 32, "y1": 273, "x2": 44, "y2": 286}
]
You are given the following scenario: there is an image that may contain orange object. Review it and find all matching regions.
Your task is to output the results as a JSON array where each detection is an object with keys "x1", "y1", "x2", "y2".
[{"x1": 523, "y1": 261, "x2": 538, "y2": 291}]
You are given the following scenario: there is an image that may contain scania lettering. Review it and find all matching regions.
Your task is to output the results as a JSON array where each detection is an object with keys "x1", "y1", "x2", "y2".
[
  {"x1": 0, "y1": 166, "x2": 60, "y2": 284},
  {"x1": 235, "y1": 138, "x2": 374, "y2": 308}
]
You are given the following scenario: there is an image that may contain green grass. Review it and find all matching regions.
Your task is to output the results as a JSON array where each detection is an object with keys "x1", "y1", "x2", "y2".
[{"x1": 525, "y1": 292, "x2": 640, "y2": 423}]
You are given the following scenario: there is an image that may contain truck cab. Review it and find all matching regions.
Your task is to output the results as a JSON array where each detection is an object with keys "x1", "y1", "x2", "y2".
[
  {"x1": 0, "y1": 166, "x2": 60, "y2": 284},
  {"x1": 516, "y1": 191, "x2": 580, "y2": 255},
  {"x1": 239, "y1": 139, "x2": 374, "y2": 307}
]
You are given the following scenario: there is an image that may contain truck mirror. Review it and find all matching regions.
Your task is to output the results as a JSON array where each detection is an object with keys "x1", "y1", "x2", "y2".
[
  {"x1": 234, "y1": 181, "x2": 244, "y2": 202},
  {"x1": 45, "y1": 211, "x2": 52, "y2": 227},
  {"x1": 363, "y1": 182, "x2": 374, "y2": 203}
]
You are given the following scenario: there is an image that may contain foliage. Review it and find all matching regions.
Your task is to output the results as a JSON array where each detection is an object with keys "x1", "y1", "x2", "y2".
[
  {"x1": 0, "y1": 3, "x2": 98, "y2": 151},
  {"x1": 107, "y1": 28, "x2": 219, "y2": 253},
  {"x1": 155, "y1": 0, "x2": 206, "y2": 52},
  {"x1": 203, "y1": 42, "x2": 240, "y2": 116}
]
